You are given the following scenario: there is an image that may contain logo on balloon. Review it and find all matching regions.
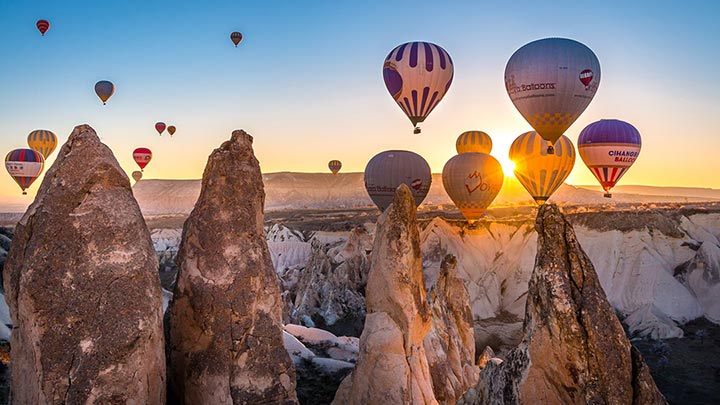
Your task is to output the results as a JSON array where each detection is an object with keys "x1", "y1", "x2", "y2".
[
  {"x1": 411, "y1": 178, "x2": 422, "y2": 190},
  {"x1": 579, "y1": 69, "x2": 594, "y2": 86},
  {"x1": 383, "y1": 61, "x2": 403, "y2": 100},
  {"x1": 464, "y1": 171, "x2": 499, "y2": 195}
]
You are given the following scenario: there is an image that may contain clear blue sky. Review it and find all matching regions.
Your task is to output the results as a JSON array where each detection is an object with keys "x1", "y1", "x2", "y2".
[{"x1": 1, "y1": 0, "x2": 719, "y2": 202}]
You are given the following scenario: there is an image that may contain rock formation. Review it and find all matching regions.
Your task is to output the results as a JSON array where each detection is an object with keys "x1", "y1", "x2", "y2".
[
  {"x1": 333, "y1": 184, "x2": 437, "y2": 404},
  {"x1": 289, "y1": 227, "x2": 371, "y2": 336},
  {"x1": 3, "y1": 124, "x2": 165, "y2": 404},
  {"x1": 167, "y1": 130, "x2": 297, "y2": 404},
  {"x1": 458, "y1": 204, "x2": 665, "y2": 405},
  {"x1": 423, "y1": 255, "x2": 479, "y2": 404}
]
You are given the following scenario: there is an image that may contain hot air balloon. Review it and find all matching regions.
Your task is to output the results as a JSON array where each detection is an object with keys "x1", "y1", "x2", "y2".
[
  {"x1": 167, "y1": 125, "x2": 176, "y2": 136},
  {"x1": 133, "y1": 147, "x2": 152, "y2": 171},
  {"x1": 155, "y1": 122, "x2": 166, "y2": 135},
  {"x1": 509, "y1": 131, "x2": 575, "y2": 204},
  {"x1": 231, "y1": 31, "x2": 243, "y2": 47},
  {"x1": 578, "y1": 119, "x2": 641, "y2": 198},
  {"x1": 442, "y1": 153, "x2": 504, "y2": 224},
  {"x1": 5, "y1": 149, "x2": 44, "y2": 194},
  {"x1": 132, "y1": 171, "x2": 143, "y2": 182},
  {"x1": 27, "y1": 129, "x2": 58, "y2": 159},
  {"x1": 364, "y1": 150, "x2": 431, "y2": 211},
  {"x1": 36, "y1": 20, "x2": 50, "y2": 36},
  {"x1": 456, "y1": 131, "x2": 492, "y2": 154},
  {"x1": 328, "y1": 160, "x2": 342, "y2": 175},
  {"x1": 94, "y1": 80, "x2": 115, "y2": 105},
  {"x1": 505, "y1": 38, "x2": 601, "y2": 153},
  {"x1": 383, "y1": 41, "x2": 454, "y2": 134}
]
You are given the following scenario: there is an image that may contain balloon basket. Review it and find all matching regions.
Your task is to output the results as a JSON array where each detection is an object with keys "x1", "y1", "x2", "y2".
[
  {"x1": 413, "y1": 127, "x2": 421, "y2": 134},
  {"x1": 22, "y1": 191, "x2": 27, "y2": 195},
  {"x1": 604, "y1": 193, "x2": 612, "y2": 198},
  {"x1": 546, "y1": 145, "x2": 554, "y2": 154}
]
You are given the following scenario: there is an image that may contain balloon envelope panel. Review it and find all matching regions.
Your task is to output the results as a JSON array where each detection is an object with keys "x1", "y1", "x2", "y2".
[
  {"x1": 442, "y1": 152, "x2": 504, "y2": 223},
  {"x1": 505, "y1": 38, "x2": 601, "y2": 144},
  {"x1": 364, "y1": 150, "x2": 431, "y2": 211},
  {"x1": 509, "y1": 132, "x2": 575, "y2": 204}
]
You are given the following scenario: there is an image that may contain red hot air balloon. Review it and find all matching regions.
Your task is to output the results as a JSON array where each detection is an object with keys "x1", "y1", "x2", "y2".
[
  {"x1": 36, "y1": 20, "x2": 50, "y2": 36},
  {"x1": 155, "y1": 122, "x2": 166, "y2": 135},
  {"x1": 5, "y1": 148, "x2": 45, "y2": 194},
  {"x1": 133, "y1": 147, "x2": 152, "y2": 171}
]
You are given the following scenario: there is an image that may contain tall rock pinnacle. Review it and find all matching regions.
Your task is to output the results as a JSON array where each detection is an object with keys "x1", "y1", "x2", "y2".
[
  {"x1": 459, "y1": 203, "x2": 666, "y2": 405},
  {"x1": 333, "y1": 184, "x2": 437, "y2": 404},
  {"x1": 167, "y1": 130, "x2": 298, "y2": 404},
  {"x1": 4, "y1": 124, "x2": 166, "y2": 404}
]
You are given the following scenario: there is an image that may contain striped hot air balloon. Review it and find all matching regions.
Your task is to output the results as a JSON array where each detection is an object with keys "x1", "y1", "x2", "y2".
[
  {"x1": 364, "y1": 150, "x2": 431, "y2": 212},
  {"x1": 5, "y1": 148, "x2": 45, "y2": 194},
  {"x1": 383, "y1": 41, "x2": 454, "y2": 134},
  {"x1": 133, "y1": 147, "x2": 152, "y2": 171},
  {"x1": 578, "y1": 119, "x2": 641, "y2": 198},
  {"x1": 456, "y1": 131, "x2": 493, "y2": 154},
  {"x1": 155, "y1": 122, "x2": 166, "y2": 135},
  {"x1": 36, "y1": 19, "x2": 50, "y2": 36},
  {"x1": 27, "y1": 129, "x2": 58, "y2": 159},
  {"x1": 505, "y1": 38, "x2": 601, "y2": 153},
  {"x1": 442, "y1": 152, "x2": 504, "y2": 224},
  {"x1": 328, "y1": 160, "x2": 342, "y2": 175},
  {"x1": 231, "y1": 31, "x2": 243, "y2": 47},
  {"x1": 509, "y1": 131, "x2": 575, "y2": 204}
]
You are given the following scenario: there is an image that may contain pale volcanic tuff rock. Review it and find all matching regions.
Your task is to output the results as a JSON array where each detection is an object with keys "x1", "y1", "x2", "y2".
[
  {"x1": 423, "y1": 255, "x2": 479, "y2": 404},
  {"x1": 3, "y1": 124, "x2": 166, "y2": 404},
  {"x1": 167, "y1": 130, "x2": 297, "y2": 404},
  {"x1": 333, "y1": 184, "x2": 438, "y2": 405},
  {"x1": 458, "y1": 204, "x2": 665, "y2": 405}
]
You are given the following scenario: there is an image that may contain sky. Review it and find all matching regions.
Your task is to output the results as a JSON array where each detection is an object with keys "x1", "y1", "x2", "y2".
[{"x1": 1, "y1": 0, "x2": 719, "y2": 205}]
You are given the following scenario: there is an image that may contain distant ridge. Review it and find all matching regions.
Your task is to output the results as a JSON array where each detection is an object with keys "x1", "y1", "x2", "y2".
[{"x1": 1, "y1": 173, "x2": 715, "y2": 215}]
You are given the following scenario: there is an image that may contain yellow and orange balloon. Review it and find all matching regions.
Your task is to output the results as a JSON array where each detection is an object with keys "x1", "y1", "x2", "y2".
[{"x1": 509, "y1": 131, "x2": 575, "y2": 204}]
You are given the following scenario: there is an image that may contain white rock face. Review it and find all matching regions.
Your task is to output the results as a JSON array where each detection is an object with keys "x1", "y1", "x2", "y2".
[{"x1": 421, "y1": 212, "x2": 720, "y2": 341}]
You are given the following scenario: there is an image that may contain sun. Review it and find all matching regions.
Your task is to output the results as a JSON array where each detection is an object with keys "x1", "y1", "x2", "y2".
[{"x1": 498, "y1": 156, "x2": 516, "y2": 178}]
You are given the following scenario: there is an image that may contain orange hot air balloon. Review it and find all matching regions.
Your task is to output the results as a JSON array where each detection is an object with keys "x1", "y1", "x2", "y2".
[
  {"x1": 27, "y1": 129, "x2": 58, "y2": 159},
  {"x1": 328, "y1": 160, "x2": 342, "y2": 175},
  {"x1": 133, "y1": 147, "x2": 152, "y2": 171},
  {"x1": 231, "y1": 31, "x2": 243, "y2": 47},
  {"x1": 442, "y1": 152, "x2": 504, "y2": 224},
  {"x1": 132, "y1": 171, "x2": 142, "y2": 182},
  {"x1": 36, "y1": 20, "x2": 50, "y2": 36},
  {"x1": 5, "y1": 149, "x2": 45, "y2": 194},
  {"x1": 167, "y1": 125, "x2": 176, "y2": 136},
  {"x1": 456, "y1": 131, "x2": 492, "y2": 154},
  {"x1": 155, "y1": 122, "x2": 166, "y2": 135},
  {"x1": 509, "y1": 131, "x2": 575, "y2": 204}
]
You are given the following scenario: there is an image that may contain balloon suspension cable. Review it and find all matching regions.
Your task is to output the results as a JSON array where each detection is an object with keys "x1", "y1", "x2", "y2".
[
  {"x1": 413, "y1": 126, "x2": 421, "y2": 134},
  {"x1": 604, "y1": 193, "x2": 612, "y2": 198},
  {"x1": 546, "y1": 145, "x2": 555, "y2": 154}
]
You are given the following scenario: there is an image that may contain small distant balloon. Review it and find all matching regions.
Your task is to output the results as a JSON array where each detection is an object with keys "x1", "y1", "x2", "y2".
[
  {"x1": 364, "y1": 150, "x2": 431, "y2": 212},
  {"x1": 27, "y1": 129, "x2": 58, "y2": 159},
  {"x1": 383, "y1": 41, "x2": 454, "y2": 134},
  {"x1": 442, "y1": 152, "x2": 504, "y2": 224},
  {"x1": 328, "y1": 160, "x2": 342, "y2": 175},
  {"x1": 155, "y1": 122, "x2": 166, "y2": 135},
  {"x1": 509, "y1": 131, "x2": 575, "y2": 204},
  {"x1": 133, "y1": 147, "x2": 152, "y2": 171},
  {"x1": 94, "y1": 80, "x2": 115, "y2": 105},
  {"x1": 36, "y1": 20, "x2": 50, "y2": 36},
  {"x1": 167, "y1": 125, "x2": 176, "y2": 136},
  {"x1": 231, "y1": 31, "x2": 243, "y2": 47},
  {"x1": 578, "y1": 119, "x2": 642, "y2": 198},
  {"x1": 5, "y1": 148, "x2": 45, "y2": 195},
  {"x1": 132, "y1": 171, "x2": 143, "y2": 182},
  {"x1": 456, "y1": 131, "x2": 492, "y2": 154}
]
